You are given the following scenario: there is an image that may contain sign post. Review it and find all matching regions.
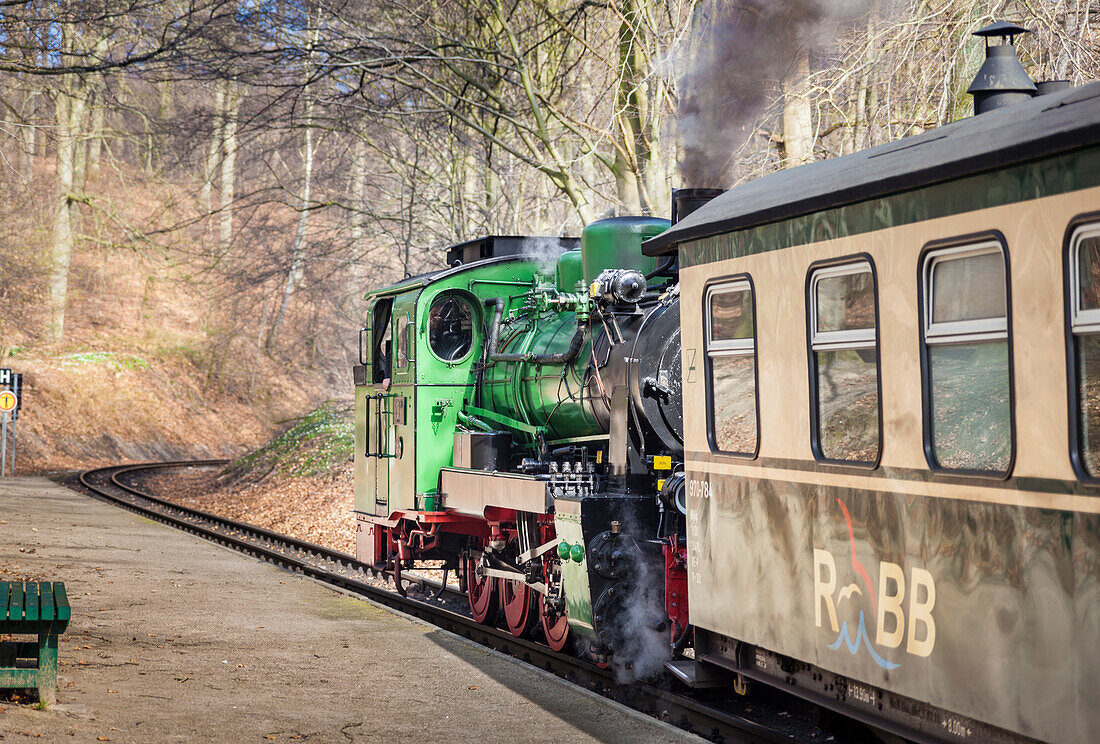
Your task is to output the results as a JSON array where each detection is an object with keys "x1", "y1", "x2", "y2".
[
  {"x1": 0, "y1": 370, "x2": 17, "y2": 477},
  {"x1": 10, "y1": 373, "x2": 19, "y2": 473},
  {"x1": 0, "y1": 391, "x2": 13, "y2": 473}
]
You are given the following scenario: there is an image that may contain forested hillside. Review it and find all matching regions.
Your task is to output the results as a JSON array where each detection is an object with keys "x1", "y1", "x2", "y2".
[{"x1": 0, "y1": 0, "x2": 1095, "y2": 470}]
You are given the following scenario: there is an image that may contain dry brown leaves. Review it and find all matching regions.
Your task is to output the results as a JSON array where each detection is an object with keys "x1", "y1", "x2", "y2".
[{"x1": 142, "y1": 464, "x2": 355, "y2": 554}]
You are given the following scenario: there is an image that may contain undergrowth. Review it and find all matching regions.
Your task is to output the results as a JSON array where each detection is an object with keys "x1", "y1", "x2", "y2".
[
  {"x1": 54, "y1": 351, "x2": 152, "y2": 371},
  {"x1": 221, "y1": 399, "x2": 353, "y2": 482}
]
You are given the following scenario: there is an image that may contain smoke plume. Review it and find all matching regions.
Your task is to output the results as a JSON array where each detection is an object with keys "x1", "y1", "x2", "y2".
[{"x1": 677, "y1": 0, "x2": 877, "y2": 187}]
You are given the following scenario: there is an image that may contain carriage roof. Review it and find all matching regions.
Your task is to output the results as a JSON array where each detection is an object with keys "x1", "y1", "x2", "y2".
[{"x1": 643, "y1": 81, "x2": 1100, "y2": 256}]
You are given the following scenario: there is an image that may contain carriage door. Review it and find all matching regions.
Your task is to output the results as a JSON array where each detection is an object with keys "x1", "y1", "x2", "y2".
[{"x1": 367, "y1": 298, "x2": 394, "y2": 516}]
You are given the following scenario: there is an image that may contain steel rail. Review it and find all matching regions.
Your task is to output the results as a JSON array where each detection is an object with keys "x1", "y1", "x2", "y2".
[
  {"x1": 77, "y1": 461, "x2": 794, "y2": 744},
  {"x1": 81, "y1": 462, "x2": 457, "y2": 600}
]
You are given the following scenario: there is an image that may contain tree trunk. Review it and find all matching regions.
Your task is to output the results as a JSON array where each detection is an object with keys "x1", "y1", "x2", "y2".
[
  {"x1": 613, "y1": 0, "x2": 646, "y2": 215},
  {"x1": 74, "y1": 117, "x2": 87, "y2": 189},
  {"x1": 851, "y1": 17, "x2": 876, "y2": 154},
  {"x1": 267, "y1": 100, "x2": 314, "y2": 352},
  {"x1": 200, "y1": 82, "x2": 226, "y2": 215},
  {"x1": 48, "y1": 86, "x2": 89, "y2": 341},
  {"x1": 20, "y1": 89, "x2": 36, "y2": 183},
  {"x1": 348, "y1": 136, "x2": 369, "y2": 314},
  {"x1": 86, "y1": 85, "x2": 105, "y2": 180},
  {"x1": 482, "y1": 135, "x2": 499, "y2": 232},
  {"x1": 218, "y1": 79, "x2": 239, "y2": 256},
  {"x1": 459, "y1": 145, "x2": 477, "y2": 238},
  {"x1": 781, "y1": 49, "x2": 814, "y2": 167}
]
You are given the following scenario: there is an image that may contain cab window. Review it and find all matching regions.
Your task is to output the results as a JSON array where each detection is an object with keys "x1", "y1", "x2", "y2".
[
  {"x1": 372, "y1": 298, "x2": 393, "y2": 384},
  {"x1": 428, "y1": 294, "x2": 475, "y2": 362},
  {"x1": 396, "y1": 316, "x2": 410, "y2": 370}
]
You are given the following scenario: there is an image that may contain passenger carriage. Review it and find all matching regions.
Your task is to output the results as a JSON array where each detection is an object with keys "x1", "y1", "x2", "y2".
[{"x1": 642, "y1": 79, "x2": 1100, "y2": 744}]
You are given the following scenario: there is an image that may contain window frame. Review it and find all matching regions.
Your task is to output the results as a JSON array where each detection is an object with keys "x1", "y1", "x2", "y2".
[
  {"x1": 1068, "y1": 221, "x2": 1100, "y2": 333},
  {"x1": 704, "y1": 275, "x2": 760, "y2": 458},
  {"x1": 425, "y1": 291, "x2": 478, "y2": 365},
  {"x1": 923, "y1": 243, "x2": 1009, "y2": 344},
  {"x1": 396, "y1": 315, "x2": 410, "y2": 370},
  {"x1": 805, "y1": 255, "x2": 883, "y2": 467},
  {"x1": 917, "y1": 231, "x2": 1015, "y2": 479},
  {"x1": 370, "y1": 298, "x2": 394, "y2": 385},
  {"x1": 1063, "y1": 212, "x2": 1100, "y2": 484}
]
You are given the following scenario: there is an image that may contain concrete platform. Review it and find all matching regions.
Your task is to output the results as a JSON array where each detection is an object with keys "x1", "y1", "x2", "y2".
[{"x1": 0, "y1": 477, "x2": 702, "y2": 743}]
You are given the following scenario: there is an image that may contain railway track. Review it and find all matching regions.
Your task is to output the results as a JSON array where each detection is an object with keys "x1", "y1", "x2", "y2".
[
  {"x1": 80, "y1": 461, "x2": 457, "y2": 602},
  {"x1": 75, "y1": 461, "x2": 824, "y2": 744}
]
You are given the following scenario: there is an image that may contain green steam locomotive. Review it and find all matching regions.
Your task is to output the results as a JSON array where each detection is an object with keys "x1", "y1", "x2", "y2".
[{"x1": 353, "y1": 215, "x2": 689, "y2": 667}]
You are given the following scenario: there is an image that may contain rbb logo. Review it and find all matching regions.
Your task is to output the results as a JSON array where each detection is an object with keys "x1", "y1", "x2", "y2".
[{"x1": 812, "y1": 498, "x2": 936, "y2": 670}]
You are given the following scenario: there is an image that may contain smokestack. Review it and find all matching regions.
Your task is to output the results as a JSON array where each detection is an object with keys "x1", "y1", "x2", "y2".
[
  {"x1": 671, "y1": 188, "x2": 725, "y2": 225},
  {"x1": 1036, "y1": 80, "x2": 1071, "y2": 96},
  {"x1": 967, "y1": 22, "x2": 1037, "y2": 115}
]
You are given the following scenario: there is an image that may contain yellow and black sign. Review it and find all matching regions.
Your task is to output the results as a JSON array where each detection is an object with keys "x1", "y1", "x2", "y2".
[{"x1": 0, "y1": 390, "x2": 16, "y2": 413}]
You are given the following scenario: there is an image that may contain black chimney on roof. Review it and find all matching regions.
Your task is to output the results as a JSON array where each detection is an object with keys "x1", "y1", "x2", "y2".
[
  {"x1": 671, "y1": 188, "x2": 725, "y2": 225},
  {"x1": 968, "y1": 22, "x2": 1037, "y2": 115}
]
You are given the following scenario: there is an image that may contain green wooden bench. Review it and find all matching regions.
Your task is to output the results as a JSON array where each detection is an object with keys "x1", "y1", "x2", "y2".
[{"x1": 0, "y1": 581, "x2": 70, "y2": 704}]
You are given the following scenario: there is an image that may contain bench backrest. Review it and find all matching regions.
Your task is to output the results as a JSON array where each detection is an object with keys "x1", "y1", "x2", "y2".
[{"x1": 0, "y1": 582, "x2": 70, "y2": 634}]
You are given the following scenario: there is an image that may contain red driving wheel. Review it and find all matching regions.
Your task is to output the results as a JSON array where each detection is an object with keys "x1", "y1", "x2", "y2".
[
  {"x1": 539, "y1": 592, "x2": 570, "y2": 652},
  {"x1": 465, "y1": 553, "x2": 498, "y2": 625},
  {"x1": 500, "y1": 578, "x2": 536, "y2": 637}
]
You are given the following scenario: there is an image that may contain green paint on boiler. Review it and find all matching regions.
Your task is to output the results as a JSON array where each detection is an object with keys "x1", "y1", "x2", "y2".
[
  {"x1": 556, "y1": 249, "x2": 584, "y2": 293},
  {"x1": 582, "y1": 216, "x2": 669, "y2": 284}
]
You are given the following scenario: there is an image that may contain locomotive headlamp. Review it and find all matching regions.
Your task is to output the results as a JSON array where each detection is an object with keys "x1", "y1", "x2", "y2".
[
  {"x1": 569, "y1": 543, "x2": 585, "y2": 563},
  {"x1": 557, "y1": 541, "x2": 571, "y2": 560},
  {"x1": 591, "y1": 269, "x2": 647, "y2": 305}
]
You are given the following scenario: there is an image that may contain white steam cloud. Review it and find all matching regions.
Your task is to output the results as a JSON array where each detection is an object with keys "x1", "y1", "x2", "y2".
[{"x1": 521, "y1": 236, "x2": 566, "y2": 277}]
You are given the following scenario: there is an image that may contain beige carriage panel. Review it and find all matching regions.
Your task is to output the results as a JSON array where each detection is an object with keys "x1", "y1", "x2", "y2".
[{"x1": 681, "y1": 184, "x2": 1100, "y2": 484}]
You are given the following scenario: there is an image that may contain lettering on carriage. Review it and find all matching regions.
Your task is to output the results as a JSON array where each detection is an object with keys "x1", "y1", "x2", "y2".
[
  {"x1": 687, "y1": 479, "x2": 710, "y2": 501},
  {"x1": 686, "y1": 479, "x2": 708, "y2": 584},
  {"x1": 812, "y1": 497, "x2": 937, "y2": 670}
]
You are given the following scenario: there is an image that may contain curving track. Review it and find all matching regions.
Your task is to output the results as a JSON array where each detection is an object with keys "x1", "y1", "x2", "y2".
[{"x1": 76, "y1": 461, "x2": 817, "y2": 744}]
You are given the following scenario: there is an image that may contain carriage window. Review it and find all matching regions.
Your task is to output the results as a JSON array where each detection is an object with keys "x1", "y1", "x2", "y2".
[
  {"x1": 428, "y1": 294, "x2": 474, "y2": 362},
  {"x1": 809, "y1": 262, "x2": 879, "y2": 464},
  {"x1": 921, "y1": 242, "x2": 1011, "y2": 474},
  {"x1": 706, "y1": 280, "x2": 757, "y2": 455},
  {"x1": 1069, "y1": 223, "x2": 1100, "y2": 477}
]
